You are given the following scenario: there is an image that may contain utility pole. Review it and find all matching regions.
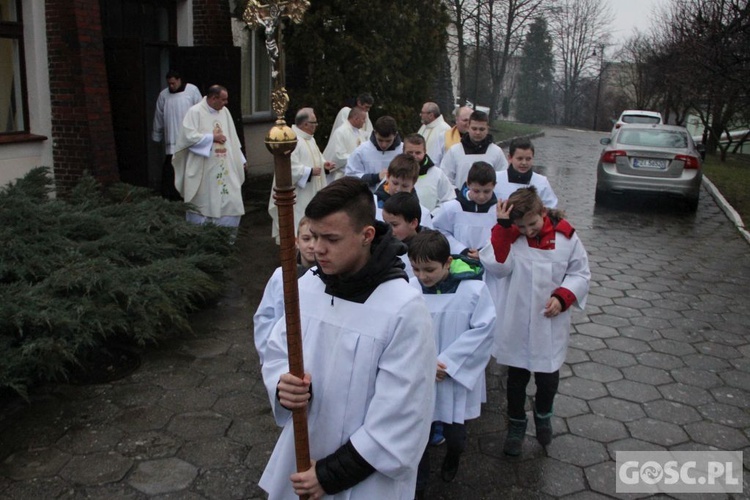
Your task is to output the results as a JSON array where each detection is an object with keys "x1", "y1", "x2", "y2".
[{"x1": 592, "y1": 43, "x2": 606, "y2": 131}]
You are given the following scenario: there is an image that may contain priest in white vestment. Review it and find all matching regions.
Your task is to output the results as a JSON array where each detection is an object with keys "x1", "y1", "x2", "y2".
[
  {"x1": 417, "y1": 102, "x2": 451, "y2": 168},
  {"x1": 331, "y1": 92, "x2": 374, "y2": 138},
  {"x1": 172, "y1": 85, "x2": 246, "y2": 230},
  {"x1": 323, "y1": 107, "x2": 367, "y2": 184},
  {"x1": 268, "y1": 108, "x2": 331, "y2": 244}
]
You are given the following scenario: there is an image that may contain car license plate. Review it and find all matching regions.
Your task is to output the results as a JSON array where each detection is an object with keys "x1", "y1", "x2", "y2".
[{"x1": 632, "y1": 158, "x2": 667, "y2": 169}]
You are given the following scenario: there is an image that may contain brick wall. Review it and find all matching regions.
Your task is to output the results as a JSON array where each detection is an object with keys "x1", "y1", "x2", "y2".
[
  {"x1": 193, "y1": 0, "x2": 234, "y2": 46},
  {"x1": 45, "y1": 0, "x2": 118, "y2": 194}
]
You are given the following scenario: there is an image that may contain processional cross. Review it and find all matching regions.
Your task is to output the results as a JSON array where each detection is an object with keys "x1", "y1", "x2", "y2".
[{"x1": 243, "y1": 1, "x2": 311, "y2": 493}]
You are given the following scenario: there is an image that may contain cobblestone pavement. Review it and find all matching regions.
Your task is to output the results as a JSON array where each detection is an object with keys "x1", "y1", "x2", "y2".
[{"x1": 1, "y1": 127, "x2": 749, "y2": 499}]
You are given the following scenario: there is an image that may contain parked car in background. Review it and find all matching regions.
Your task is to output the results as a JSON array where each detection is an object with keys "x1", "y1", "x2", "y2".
[
  {"x1": 612, "y1": 110, "x2": 663, "y2": 133},
  {"x1": 596, "y1": 124, "x2": 703, "y2": 211}
]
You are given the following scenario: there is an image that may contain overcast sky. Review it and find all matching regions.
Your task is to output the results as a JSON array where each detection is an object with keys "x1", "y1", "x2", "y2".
[{"x1": 606, "y1": 0, "x2": 670, "y2": 47}]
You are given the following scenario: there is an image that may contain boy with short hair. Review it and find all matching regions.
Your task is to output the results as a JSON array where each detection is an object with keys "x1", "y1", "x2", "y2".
[
  {"x1": 403, "y1": 133, "x2": 456, "y2": 214},
  {"x1": 345, "y1": 115, "x2": 403, "y2": 189},
  {"x1": 408, "y1": 230, "x2": 495, "y2": 496},
  {"x1": 253, "y1": 217, "x2": 316, "y2": 365},
  {"x1": 479, "y1": 186, "x2": 590, "y2": 456},
  {"x1": 495, "y1": 138, "x2": 558, "y2": 208},
  {"x1": 374, "y1": 154, "x2": 433, "y2": 229},
  {"x1": 432, "y1": 161, "x2": 498, "y2": 259},
  {"x1": 382, "y1": 192, "x2": 423, "y2": 278},
  {"x1": 440, "y1": 110, "x2": 508, "y2": 189},
  {"x1": 259, "y1": 177, "x2": 436, "y2": 498}
]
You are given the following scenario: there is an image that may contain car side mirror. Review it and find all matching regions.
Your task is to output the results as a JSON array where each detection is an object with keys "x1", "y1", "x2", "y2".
[
  {"x1": 600, "y1": 138, "x2": 611, "y2": 145},
  {"x1": 696, "y1": 143, "x2": 706, "y2": 160}
]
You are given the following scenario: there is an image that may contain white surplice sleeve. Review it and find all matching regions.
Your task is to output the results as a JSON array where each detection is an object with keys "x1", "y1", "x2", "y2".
[
  {"x1": 252, "y1": 267, "x2": 284, "y2": 366},
  {"x1": 438, "y1": 283, "x2": 496, "y2": 390},
  {"x1": 432, "y1": 201, "x2": 467, "y2": 254},
  {"x1": 560, "y1": 234, "x2": 590, "y2": 310}
]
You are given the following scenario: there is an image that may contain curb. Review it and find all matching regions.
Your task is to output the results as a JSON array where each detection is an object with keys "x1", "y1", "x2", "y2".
[
  {"x1": 702, "y1": 176, "x2": 750, "y2": 245},
  {"x1": 496, "y1": 131, "x2": 546, "y2": 149}
]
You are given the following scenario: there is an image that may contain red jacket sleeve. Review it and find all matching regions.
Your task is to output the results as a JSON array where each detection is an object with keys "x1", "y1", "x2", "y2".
[
  {"x1": 490, "y1": 223, "x2": 519, "y2": 263},
  {"x1": 552, "y1": 287, "x2": 577, "y2": 311}
]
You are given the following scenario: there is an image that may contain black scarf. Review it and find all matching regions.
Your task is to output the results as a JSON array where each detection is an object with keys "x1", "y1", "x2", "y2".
[
  {"x1": 507, "y1": 164, "x2": 533, "y2": 184},
  {"x1": 455, "y1": 184, "x2": 498, "y2": 213},
  {"x1": 419, "y1": 156, "x2": 436, "y2": 176},
  {"x1": 460, "y1": 133, "x2": 495, "y2": 155},
  {"x1": 314, "y1": 221, "x2": 407, "y2": 303}
]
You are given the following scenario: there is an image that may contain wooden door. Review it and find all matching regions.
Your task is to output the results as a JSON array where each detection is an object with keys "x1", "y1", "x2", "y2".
[{"x1": 104, "y1": 38, "x2": 149, "y2": 187}]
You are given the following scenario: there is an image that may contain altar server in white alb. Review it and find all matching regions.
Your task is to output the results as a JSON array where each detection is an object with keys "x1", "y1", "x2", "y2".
[
  {"x1": 417, "y1": 102, "x2": 451, "y2": 168},
  {"x1": 260, "y1": 177, "x2": 436, "y2": 499},
  {"x1": 441, "y1": 110, "x2": 508, "y2": 189},
  {"x1": 152, "y1": 69, "x2": 202, "y2": 200},
  {"x1": 172, "y1": 85, "x2": 246, "y2": 231},
  {"x1": 408, "y1": 230, "x2": 495, "y2": 495},
  {"x1": 345, "y1": 115, "x2": 403, "y2": 190},
  {"x1": 269, "y1": 107, "x2": 332, "y2": 244},
  {"x1": 403, "y1": 133, "x2": 455, "y2": 215},
  {"x1": 252, "y1": 217, "x2": 315, "y2": 366},
  {"x1": 432, "y1": 162, "x2": 498, "y2": 259},
  {"x1": 479, "y1": 187, "x2": 589, "y2": 457},
  {"x1": 494, "y1": 138, "x2": 558, "y2": 208},
  {"x1": 323, "y1": 106, "x2": 368, "y2": 183}
]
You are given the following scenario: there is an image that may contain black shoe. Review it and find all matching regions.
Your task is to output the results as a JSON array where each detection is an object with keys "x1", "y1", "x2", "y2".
[
  {"x1": 534, "y1": 412, "x2": 553, "y2": 446},
  {"x1": 503, "y1": 417, "x2": 527, "y2": 456},
  {"x1": 440, "y1": 452, "x2": 460, "y2": 482}
]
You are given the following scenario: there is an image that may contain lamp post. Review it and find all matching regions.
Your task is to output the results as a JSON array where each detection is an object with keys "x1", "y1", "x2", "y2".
[
  {"x1": 243, "y1": 0, "x2": 311, "y2": 490},
  {"x1": 592, "y1": 43, "x2": 606, "y2": 131}
]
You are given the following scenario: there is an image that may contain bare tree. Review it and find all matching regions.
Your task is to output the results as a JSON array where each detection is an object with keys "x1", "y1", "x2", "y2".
[
  {"x1": 652, "y1": 0, "x2": 750, "y2": 159},
  {"x1": 447, "y1": 0, "x2": 546, "y2": 116},
  {"x1": 614, "y1": 33, "x2": 663, "y2": 111},
  {"x1": 445, "y1": 0, "x2": 479, "y2": 103},
  {"x1": 548, "y1": 0, "x2": 612, "y2": 126},
  {"x1": 481, "y1": 0, "x2": 546, "y2": 117}
]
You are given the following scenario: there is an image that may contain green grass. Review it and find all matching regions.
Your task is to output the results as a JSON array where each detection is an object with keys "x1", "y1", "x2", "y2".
[
  {"x1": 491, "y1": 121, "x2": 543, "y2": 141},
  {"x1": 702, "y1": 153, "x2": 750, "y2": 223}
]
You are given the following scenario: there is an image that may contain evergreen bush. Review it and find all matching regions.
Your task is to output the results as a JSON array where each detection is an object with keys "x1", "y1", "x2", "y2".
[{"x1": 0, "y1": 168, "x2": 235, "y2": 397}]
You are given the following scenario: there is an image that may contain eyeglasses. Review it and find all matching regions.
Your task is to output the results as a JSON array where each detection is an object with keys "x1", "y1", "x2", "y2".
[{"x1": 307, "y1": 121, "x2": 319, "y2": 125}]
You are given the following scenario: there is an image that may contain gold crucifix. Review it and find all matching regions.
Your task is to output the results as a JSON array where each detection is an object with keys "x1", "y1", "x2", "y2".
[{"x1": 242, "y1": 0, "x2": 310, "y2": 121}]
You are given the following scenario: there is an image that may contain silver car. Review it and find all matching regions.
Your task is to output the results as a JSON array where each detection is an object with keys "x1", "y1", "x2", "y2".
[{"x1": 595, "y1": 124, "x2": 704, "y2": 211}]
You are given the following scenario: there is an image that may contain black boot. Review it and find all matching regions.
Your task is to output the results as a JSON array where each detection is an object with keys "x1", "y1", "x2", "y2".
[
  {"x1": 503, "y1": 417, "x2": 527, "y2": 456},
  {"x1": 534, "y1": 410, "x2": 553, "y2": 446},
  {"x1": 441, "y1": 452, "x2": 460, "y2": 482}
]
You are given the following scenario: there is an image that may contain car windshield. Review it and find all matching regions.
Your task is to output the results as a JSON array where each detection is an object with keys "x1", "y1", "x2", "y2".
[
  {"x1": 621, "y1": 115, "x2": 661, "y2": 125},
  {"x1": 618, "y1": 130, "x2": 688, "y2": 148}
]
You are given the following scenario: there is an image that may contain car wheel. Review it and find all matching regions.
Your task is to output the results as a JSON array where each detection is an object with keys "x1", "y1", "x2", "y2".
[{"x1": 685, "y1": 195, "x2": 699, "y2": 212}]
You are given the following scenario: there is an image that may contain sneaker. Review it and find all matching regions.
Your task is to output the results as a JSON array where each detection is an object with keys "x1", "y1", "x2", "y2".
[
  {"x1": 429, "y1": 422, "x2": 445, "y2": 446},
  {"x1": 534, "y1": 411, "x2": 553, "y2": 446},
  {"x1": 503, "y1": 417, "x2": 527, "y2": 456},
  {"x1": 441, "y1": 452, "x2": 460, "y2": 482}
]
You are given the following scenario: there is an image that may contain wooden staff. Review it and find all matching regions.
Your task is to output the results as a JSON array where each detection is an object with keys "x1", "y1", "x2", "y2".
[
  {"x1": 266, "y1": 117, "x2": 311, "y2": 480},
  {"x1": 244, "y1": 4, "x2": 311, "y2": 495}
]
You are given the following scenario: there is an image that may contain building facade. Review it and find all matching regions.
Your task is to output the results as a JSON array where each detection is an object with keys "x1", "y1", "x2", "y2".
[{"x1": 1, "y1": 0, "x2": 273, "y2": 194}]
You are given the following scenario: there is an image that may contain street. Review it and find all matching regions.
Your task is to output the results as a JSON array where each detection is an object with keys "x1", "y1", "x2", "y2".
[{"x1": 1, "y1": 126, "x2": 749, "y2": 499}]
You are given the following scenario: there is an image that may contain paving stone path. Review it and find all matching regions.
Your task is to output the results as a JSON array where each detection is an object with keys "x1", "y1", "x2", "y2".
[{"x1": 1, "y1": 126, "x2": 748, "y2": 499}]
